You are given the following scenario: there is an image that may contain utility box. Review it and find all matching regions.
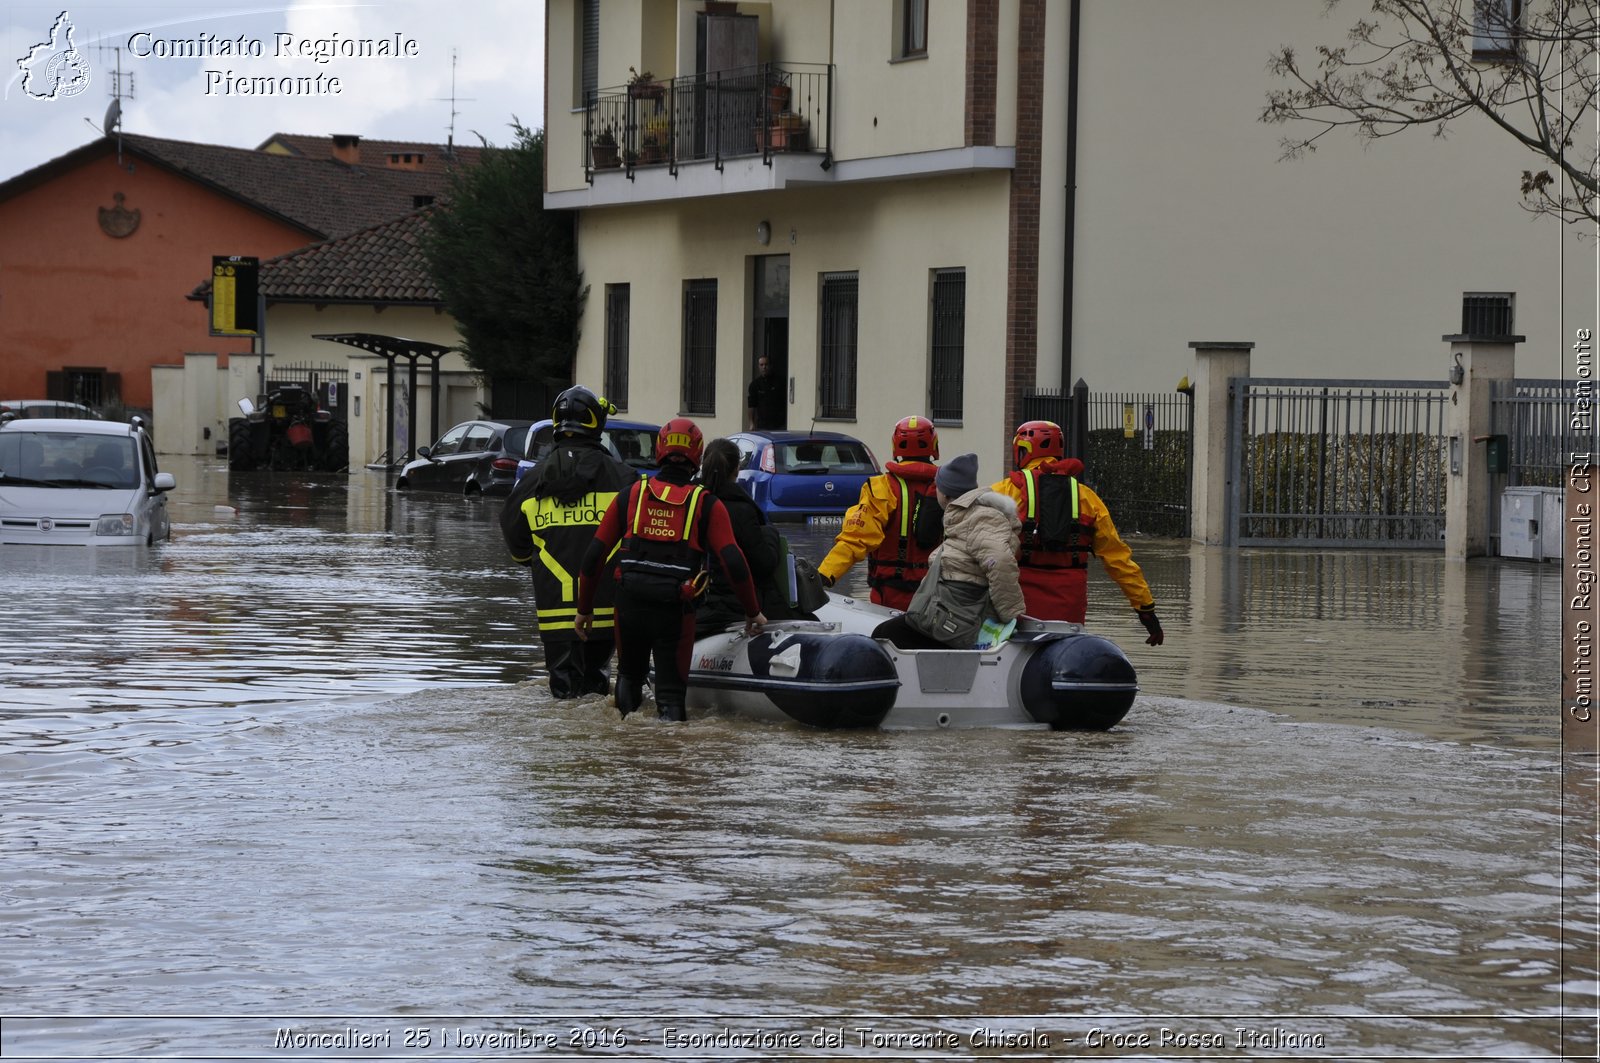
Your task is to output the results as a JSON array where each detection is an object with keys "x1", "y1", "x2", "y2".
[{"x1": 1500, "y1": 486, "x2": 1564, "y2": 561}]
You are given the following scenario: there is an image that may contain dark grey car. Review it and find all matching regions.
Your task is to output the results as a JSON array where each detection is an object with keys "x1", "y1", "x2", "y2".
[{"x1": 395, "y1": 419, "x2": 535, "y2": 496}]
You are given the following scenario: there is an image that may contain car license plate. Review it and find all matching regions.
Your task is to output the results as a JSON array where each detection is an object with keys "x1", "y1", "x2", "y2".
[{"x1": 807, "y1": 514, "x2": 843, "y2": 527}]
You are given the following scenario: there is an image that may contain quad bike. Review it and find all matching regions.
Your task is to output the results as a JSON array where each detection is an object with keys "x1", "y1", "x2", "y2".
[{"x1": 227, "y1": 386, "x2": 349, "y2": 472}]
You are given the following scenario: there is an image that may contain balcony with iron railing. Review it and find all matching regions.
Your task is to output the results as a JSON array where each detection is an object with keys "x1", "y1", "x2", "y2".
[{"x1": 584, "y1": 62, "x2": 831, "y2": 182}]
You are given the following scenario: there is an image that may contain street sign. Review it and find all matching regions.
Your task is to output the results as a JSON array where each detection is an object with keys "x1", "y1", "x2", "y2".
[{"x1": 210, "y1": 256, "x2": 260, "y2": 337}]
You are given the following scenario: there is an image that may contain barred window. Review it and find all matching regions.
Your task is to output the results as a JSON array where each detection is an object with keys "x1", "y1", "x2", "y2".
[
  {"x1": 818, "y1": 272, "x2": 859, "y2": 419},
  {"x1": 929, "y1": 269, "x2": 965, "y2": 421},
  {"x1": 604, "y1": 283, "x2": 630, "y2": 409},
  {"x1": 1471, "y1": 0, "x2": 1523, "y2": 60},
  {"x1": 682, "y1": 280, "x2": 717, "y2": 415}
]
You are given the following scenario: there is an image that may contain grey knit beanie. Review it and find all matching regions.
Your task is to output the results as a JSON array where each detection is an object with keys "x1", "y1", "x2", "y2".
[{"x1": 935, "y1": 452, "x2": 979, "y2": 497}]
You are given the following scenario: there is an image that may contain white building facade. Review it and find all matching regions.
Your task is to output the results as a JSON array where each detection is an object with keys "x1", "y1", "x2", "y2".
[{"x1": 546, "y1": 0, "x2": 1595, "y2": 477}]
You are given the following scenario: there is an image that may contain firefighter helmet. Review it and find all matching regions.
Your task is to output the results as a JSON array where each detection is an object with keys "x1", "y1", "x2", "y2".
[
  {"x1": 1012, "y1": 420, "x2": 1065, "y2": 470},
  {"x1": 655, "y1": 417, "x2": 705, "y2": 467},
  {"x1": 551, "y1": 386, "x2": 615, "y2": 439},
  {"x1": 891, "y1": 415, "x2": 939, "y2": 461}
]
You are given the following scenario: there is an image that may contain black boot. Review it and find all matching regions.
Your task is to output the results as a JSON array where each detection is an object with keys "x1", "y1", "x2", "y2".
[
  {"x1": 656, "y1": 700, "x2": 687, "y2": 722},
  {"x1": 615, "y1": 675, "x2": 644, "y2": 718}
]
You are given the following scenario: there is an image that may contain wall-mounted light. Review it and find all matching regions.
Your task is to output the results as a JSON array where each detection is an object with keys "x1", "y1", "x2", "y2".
[
  {"x1": 1449, "y1": 351, "x2": 1465, "y2": 386},
  {"x1": 756, "y1": 220, "x2": 771, "y2": 246}
]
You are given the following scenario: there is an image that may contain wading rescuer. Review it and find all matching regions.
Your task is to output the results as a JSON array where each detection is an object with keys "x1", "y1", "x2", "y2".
[
  {"x1": 574, "y1": 418, "x2": 766, "y2": 722},
  {"x1": 500, "y1": 386, "x2": 637, "y2": 698},
  {"x1": 991, "y1": 420, "x2": 1165, "y2": 646},
  {"x1": 817, "y1": 415, "x2": 943, "y2": 609}
]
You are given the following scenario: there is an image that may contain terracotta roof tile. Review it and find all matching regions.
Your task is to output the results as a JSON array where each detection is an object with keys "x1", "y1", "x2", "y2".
[
  {"x1": 258, "y1": 133, "x2": 485, "y2": 176},
  {"x1": 118, "y1": 133, "x2": 468, "y2": 239},
  {"x1": 193, "y1": 208, "x2": 442, "y2": 305}
]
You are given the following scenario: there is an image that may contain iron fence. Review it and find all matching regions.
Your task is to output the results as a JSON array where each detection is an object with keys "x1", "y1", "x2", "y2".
[
  {"x1": 1020, "y1": 385, "x2": 1192, "y2": 539},
  {"x1": 264, "y1": 362, "x2": 350, "y2": 423},
  {"x1": 586, "y1": 62, "x2": 831, "y2": 178},
  {"x1": 1230, "y1": 378, "x2": 1448, "y2": 547},
  {"x1": 1491, "y1": 378, "x2": 1591, "y2": 487}
]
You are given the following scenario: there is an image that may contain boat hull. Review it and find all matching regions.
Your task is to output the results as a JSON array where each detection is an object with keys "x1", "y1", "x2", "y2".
[{"x1": 686, "y1": 593, "x2": 1138, "y2": 731}]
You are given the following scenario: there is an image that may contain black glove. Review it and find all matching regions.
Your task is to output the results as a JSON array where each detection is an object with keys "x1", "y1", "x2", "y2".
[
  {"x1": 1136, "y1": 605, "x2": 1164, "y2": 646},
  {"x1": 821, "y1": 573, "x2": 836, "y2": 587}
]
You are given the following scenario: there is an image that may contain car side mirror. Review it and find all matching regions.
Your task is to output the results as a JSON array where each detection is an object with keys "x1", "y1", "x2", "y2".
[
  {"x1": 417, "y1": 446, "x2": 433, "y2": 460},
  {"x1": 237, "y1": 398, "x2": 255, "y2": 416},
  {"x1": 152, "y1": 472, "x2": 176, "y2": 493}
]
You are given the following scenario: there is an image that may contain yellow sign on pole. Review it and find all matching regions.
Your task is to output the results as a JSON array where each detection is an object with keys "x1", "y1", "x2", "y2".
[
  {"x1": 1123, "y1": 404, "x2": 1135, "y2": 439},
  {"x1": 210, "y1": 256, "x2": 259, "y2": 336}
]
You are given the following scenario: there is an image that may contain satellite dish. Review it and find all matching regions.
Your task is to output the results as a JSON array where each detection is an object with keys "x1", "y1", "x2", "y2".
[{"x1": 103, "y1": 98, "x2": 121, "y2": 134}]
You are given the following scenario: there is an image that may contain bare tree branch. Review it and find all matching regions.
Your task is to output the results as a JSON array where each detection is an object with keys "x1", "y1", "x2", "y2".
[{"x1": 1262, "y1": 0, "x2": 1599, "y2": 225}]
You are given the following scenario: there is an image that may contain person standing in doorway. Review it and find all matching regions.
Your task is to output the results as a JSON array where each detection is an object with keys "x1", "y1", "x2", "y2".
[{"x1": 746, "y1": 356, "x2": 786, "y2": 431}]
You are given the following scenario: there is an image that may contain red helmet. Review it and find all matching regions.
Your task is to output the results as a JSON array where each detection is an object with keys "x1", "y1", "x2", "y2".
[
  {"x1": 655, "y1": 417, "x2": 704, "y2": 466},
  {"x1": 891, "y1": 415, "x2": 939, "y2": 461},
  {"x1": 1013, "y1": 420, "x2": 1065, "y2": 470}
]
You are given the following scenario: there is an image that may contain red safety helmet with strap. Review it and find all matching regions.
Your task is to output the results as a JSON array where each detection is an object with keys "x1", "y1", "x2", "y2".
[
  {"x1": 891, "y1": 416, "x2": 939, "y2": 461},
  {"x1": 1012, "y1": 419, "x2": 1065, "y2": 470},
  {"x1": 655, "y1": 417, "x2": 704, "y2": 466}
]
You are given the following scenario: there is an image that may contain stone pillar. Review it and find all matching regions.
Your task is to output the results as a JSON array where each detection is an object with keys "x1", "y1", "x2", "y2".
[
  {"x1": 181, "y1": 352, "x2": 219, "y2": 457},
  {"x1": 1188, "y1": 341, "x2": 1254, "y2": 545},
  {"x1": 1443, "y1": 334, "x2": 1520, "y2": 559}
]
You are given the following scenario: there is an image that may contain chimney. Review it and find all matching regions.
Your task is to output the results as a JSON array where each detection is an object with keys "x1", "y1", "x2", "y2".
[{"x1": 331, "y1": 134, "x2": 361, "y2": 165}]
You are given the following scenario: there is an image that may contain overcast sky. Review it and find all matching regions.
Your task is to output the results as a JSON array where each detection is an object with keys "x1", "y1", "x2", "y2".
[{"x1": 1, "y1": 1, "x2": 546, "y2": 182}]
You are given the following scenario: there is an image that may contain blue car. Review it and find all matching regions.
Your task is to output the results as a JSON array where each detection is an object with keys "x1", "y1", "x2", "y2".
[
  {"x1": 726, "y1": 430, "x2": 880, "y2": 524},
  {"x1": 515, "y1": 418, "x2": 660, "y2": 481}
]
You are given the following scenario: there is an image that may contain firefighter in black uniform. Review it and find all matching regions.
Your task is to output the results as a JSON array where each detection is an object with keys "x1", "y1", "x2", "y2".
[
  {"x1": 500, "y1": 386, "x2": 638, "y2": 698},
  {"x1": 574, "y1": 417, "x2": 766, "y2": 722}
]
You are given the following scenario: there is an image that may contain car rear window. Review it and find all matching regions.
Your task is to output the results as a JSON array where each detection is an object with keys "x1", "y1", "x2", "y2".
[
  {"x1": 775, "y1": 440, "x2": 875, "y2": 473},
  {"x1": 606, "y1": 427, "x2": 657, "y2": 469},
  {"x1": 502, "y1": 425, "x2": 533, "y2": 459}
]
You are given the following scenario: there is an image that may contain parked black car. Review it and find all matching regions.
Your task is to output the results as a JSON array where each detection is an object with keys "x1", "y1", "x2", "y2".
[{"x1": 395, "y1": 418, "x2": 535, "y2": 496}]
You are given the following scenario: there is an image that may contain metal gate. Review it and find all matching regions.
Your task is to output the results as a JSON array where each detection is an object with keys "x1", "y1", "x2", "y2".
[
  {"x1": 1230, "y1": 378, "x2": 1448, "y2": 547},
  {"x1": 265, "y1": 362, "x2": 351, "y2": 423},
  {"x1": 1020, "y1": 385, "x2": 1194, "y2": 538},
  {"x1": 1490, "y1": 378, "x2": 1586, "y2": 487}
]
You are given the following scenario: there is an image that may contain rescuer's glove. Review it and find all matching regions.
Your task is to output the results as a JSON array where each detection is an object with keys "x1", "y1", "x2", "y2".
[{"x1": 1136, "y1": 605, "x2": 1165, "y2": 646}]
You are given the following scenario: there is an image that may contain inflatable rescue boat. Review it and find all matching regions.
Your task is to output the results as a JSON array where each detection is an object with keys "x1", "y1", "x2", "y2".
[{"x1": 686, "y1": 592, "x2": 1138, "y2": 731}]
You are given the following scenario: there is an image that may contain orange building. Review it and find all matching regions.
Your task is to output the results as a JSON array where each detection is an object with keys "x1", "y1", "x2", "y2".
[{"x1": 0, "y1": 133, "x2": 477, "y2": 414}]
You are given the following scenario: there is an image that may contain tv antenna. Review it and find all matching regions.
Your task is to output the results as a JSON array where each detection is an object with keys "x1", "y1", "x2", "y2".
[
  {"x1": 85, "y1": 44, "x2": 134, "y2": 165},
  {"x1": 432, "y1": 49, "x2": 474, "y2": 156}
]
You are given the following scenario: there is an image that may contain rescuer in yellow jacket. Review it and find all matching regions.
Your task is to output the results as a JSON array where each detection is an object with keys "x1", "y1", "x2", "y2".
[
  {"x1": 991, "y1": 420, "x2": 1165, "y2": 645},
  {"x1": 817, "y1": 416, "x2": 943, "y2": 610}
]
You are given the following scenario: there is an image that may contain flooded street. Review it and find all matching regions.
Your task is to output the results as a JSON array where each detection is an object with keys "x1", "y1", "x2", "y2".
[{"x1": 1, "y1": 456, "x2": 1593, "y2": 1060}]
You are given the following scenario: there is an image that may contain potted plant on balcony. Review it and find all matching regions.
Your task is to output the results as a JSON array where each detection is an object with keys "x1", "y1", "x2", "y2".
[
  {"x1": 591, "y1": 124, "x2": 621, "y2": 169},
  {"x1": 641, "y1": 114, "x2": 671, "y2": 164},
  {"x1": 766, "y1": 70, "x2": 791, "y2": 116},
  {"x1": 768, "y1": 112, "x2": 808, "y2": 152},
  {"x1": 627, "y1": 66, "x2": 665, "y2": 101}
]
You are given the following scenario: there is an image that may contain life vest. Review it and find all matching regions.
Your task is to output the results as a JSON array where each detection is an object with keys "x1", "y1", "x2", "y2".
[
  {"x1": 1009, "y1": 463, "x2": 1097, "y2": 622},
  {"x1": 616, "y1": 477, "x2": 711, "y2": 603},
  {"x1": 865, "y1": 461, "x2": 942, "y2": 602}
]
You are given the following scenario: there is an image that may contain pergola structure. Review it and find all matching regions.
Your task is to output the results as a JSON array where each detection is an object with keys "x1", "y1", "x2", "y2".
[{"x1": 313, "y1": 333, "x2": 452, "y2": 466}]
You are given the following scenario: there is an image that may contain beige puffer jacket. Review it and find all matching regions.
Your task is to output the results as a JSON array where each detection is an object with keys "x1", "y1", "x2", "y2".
[{"x1": 931, "y1": 487, "x2": 1027, "y2": 621}]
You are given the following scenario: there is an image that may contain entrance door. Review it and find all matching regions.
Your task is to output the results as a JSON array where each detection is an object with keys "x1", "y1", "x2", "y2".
[{"x1": 752, "y1": 255, "x2": 790, "y2": 430}]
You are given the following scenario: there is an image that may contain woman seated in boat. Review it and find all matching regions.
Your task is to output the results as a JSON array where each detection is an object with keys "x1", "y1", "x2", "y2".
[{"x1": 871, "y1": 452, "x2": 1027, "y2": 650}]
